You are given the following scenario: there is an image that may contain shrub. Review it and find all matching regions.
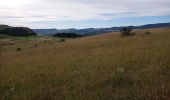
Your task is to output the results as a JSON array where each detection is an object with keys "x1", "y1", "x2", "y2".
[
  {"x1": 144, "y1": 31, "x2": 151, "y2": 35},
  {"x1": 120, "y1": 27, "x2": 133, "y2": 36},
  {"x1": 34, "y1": 44, "x2": 38, "y2": 48},
  {"x1": 58, "y1": 38, "x2": 66, "y2": 42},
  {"x1": 131, "y1": 32, "x2": 136, "y2": 36},
  {"x1": 16, "y1": 48, "x2": 21, "y2": 51}
]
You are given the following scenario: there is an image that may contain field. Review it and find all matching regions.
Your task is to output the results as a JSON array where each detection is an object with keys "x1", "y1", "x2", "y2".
[{"x1": 0, "y1": 27, "x2": 170, "y2": 100}]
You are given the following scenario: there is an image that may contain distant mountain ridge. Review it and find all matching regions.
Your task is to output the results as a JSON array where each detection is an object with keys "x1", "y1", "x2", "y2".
[
  {"x1": 33, "y1": 22, "x2": 170, "y2": 36},
  {"x1": 1, "y1": 23, "x2": 169, "y2": 36}
]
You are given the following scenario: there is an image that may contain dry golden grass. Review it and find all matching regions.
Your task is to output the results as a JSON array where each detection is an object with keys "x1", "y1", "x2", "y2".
[{"x1": 0, "y1": 27, "x2": 170, "y2": 100}]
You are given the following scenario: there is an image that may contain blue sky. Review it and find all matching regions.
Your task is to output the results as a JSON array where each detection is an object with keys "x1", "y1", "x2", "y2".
[
  {"x1": 0, "y1": 0, "x2": 170, "y2": 29},
  {"x1": 31, "y1": 15, "x2": 170, "y2": 29}
]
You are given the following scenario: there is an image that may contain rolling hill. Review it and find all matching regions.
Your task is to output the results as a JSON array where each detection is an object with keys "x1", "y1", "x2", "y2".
[
  {"x1": 0, "y1": 25, "x2": 36, "y2": 36},
  {"x1": 0, "y1": 27, "x2": 170, "y2": 100}
]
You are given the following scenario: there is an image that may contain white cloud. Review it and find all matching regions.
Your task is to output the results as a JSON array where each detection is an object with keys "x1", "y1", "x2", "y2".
[{"x1": 0, "y1": 0, "x2": 170, "y2": 27}]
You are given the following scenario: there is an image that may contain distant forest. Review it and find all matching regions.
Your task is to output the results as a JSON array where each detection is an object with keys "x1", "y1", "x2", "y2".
[
  {"x1": 0, "y1": 25, "x2": 36, "y2": 36},
  {"x1": 53, "y1": 33, "x2": 82, "y2": 38}
]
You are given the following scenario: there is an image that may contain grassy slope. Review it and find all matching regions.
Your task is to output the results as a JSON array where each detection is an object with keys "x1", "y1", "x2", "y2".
[
  {"x1": 0, "y1": 27, "x2": 170, "y2": 100},
  {"x1": 0, "y1": 34, "x2": 62, "y2": 52}
]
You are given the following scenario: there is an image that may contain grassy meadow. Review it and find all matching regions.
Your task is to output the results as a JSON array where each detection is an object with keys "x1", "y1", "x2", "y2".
[{"x1": 0, "y1": 27, "x2": 170, "y2": 100}]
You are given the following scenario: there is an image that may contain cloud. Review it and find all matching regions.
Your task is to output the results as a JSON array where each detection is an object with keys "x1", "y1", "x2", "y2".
[{"x1": 0, "y1": 0, "x2": 170, "y2": 27}]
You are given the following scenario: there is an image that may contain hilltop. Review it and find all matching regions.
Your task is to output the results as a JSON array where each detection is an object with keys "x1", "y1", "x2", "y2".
[{"x1": 0, "y1": 25, "x2": 36, "y2": 36}]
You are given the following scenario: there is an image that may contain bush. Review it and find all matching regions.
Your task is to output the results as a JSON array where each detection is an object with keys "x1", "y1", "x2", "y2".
[
  {"x1": 16, "y1": 48, "x2": 21, "y2": 51},
  {"x1": 144, "y1": 31, "x2": 151, "y2": 35},
  {"x1": 34, "y1": 44, "x2": 38, "y2": 48},
  {"x1": 120, "y1": 27, "x2": 133, "y2": 36},
  {"x1": 58, "y1": 38, "x2": 66, "y2": 42},
  {"x1": 131, "y1": 32, "x2": 136, "y2": 36}
]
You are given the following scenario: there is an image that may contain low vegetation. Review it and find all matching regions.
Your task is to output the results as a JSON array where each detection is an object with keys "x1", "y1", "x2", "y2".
[
  {"x1": 0, "y1": 27, "x2": 170, "y2": 100},
  {"x1": 144, "y1": 31, "x2": 151, "y2": 35},
  {"x1": 16, "y1": 48, "x2": 21, "y2": 51},
  {"x1": 58, "y1": 38, "x2": 66, "y2": 42}
]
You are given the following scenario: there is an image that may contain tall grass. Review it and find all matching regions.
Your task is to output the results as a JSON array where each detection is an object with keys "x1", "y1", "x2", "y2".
[{"x1": 0, "y1": 27, "x2": 170, "y2": 100}]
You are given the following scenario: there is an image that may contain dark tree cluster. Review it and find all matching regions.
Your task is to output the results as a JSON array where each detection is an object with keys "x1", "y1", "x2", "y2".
[
  {"x1": 53, "y1": 33, "x2": 82, "y2": 38},
  {"x1": 0, "y1": 25, "x2": 10, "y2": 29},
  {"x1": 0, "y1": 27, "x2": 36, "y2": 36},
  {"x1": 120, "y1": 27, "x2": 134, "y2": 36}
]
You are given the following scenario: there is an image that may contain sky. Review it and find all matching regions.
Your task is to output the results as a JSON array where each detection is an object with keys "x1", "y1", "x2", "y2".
[{"x1": 0, "y1": 0, "x2": 170, "y2": 29}]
